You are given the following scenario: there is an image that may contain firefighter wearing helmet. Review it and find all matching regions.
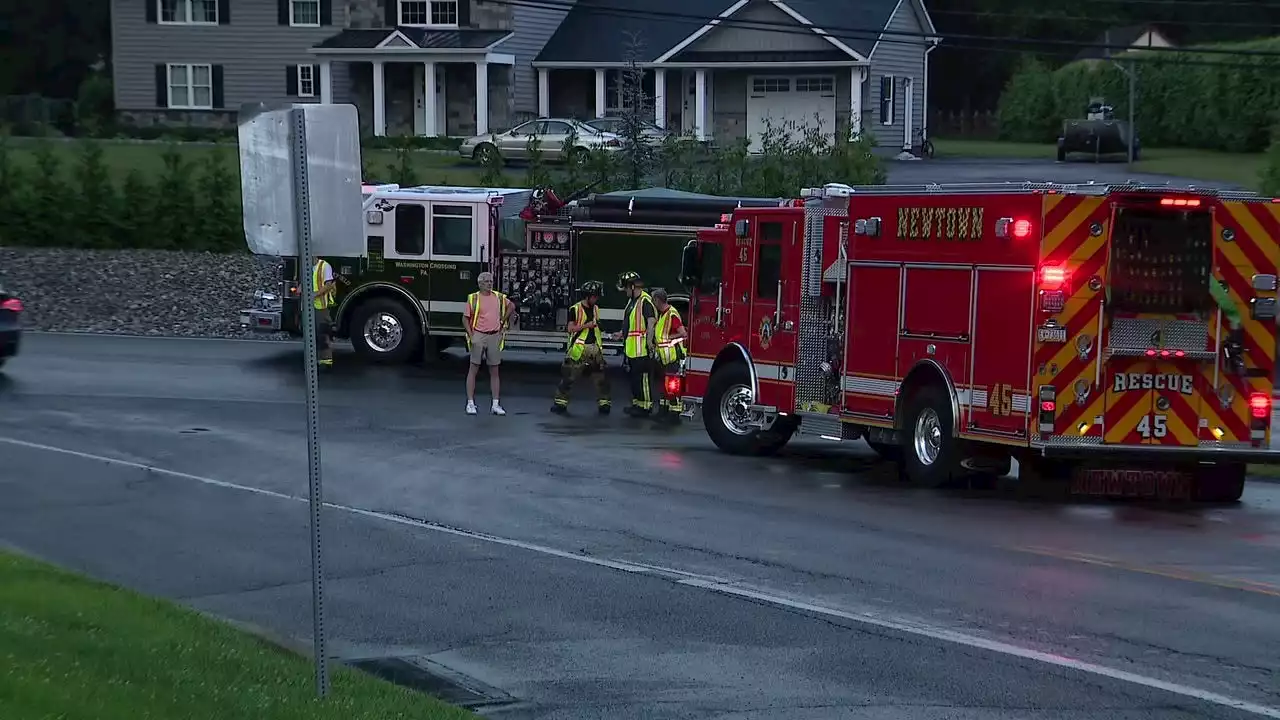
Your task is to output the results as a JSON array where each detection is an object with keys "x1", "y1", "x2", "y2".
[
  {"x1": 551, "y1": 280, "x2": 611, "y2": 415},
  {"x1": 610, "y1": 271, "x2": 657, "y2": 418}
]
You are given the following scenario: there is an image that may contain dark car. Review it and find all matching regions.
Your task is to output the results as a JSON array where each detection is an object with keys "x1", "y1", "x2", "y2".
[{"x1": 0, "y1": 284, "x2": 22, "y2": 368}]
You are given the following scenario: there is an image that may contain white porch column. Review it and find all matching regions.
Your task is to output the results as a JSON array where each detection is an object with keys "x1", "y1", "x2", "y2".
[
  {"x1": 475, "y1": 61, "x2": 489, "y2": 135},
  {"x1": 319, "y1": 61, "x2": 333, "y2": 104},
  {"x1": 694, "y1": 68, "x2": 707, "y2": 141},
  {"x1": 537, "y1": 68, "x2": 550, "y2": 117},
  {"x1": 653, "y1": 68, "x2": 666, "y2": 128},
  {"x1": 849, "y1": 67, "x2": 863, "y2": 139},
  {"x1": 372, "y1": 61, "x2": 386, "y2": 137},
  {"x1": 593, "y1": 69, "x2": 606, "y2": 118},
  {"x1": 422, "y1": 61, "x2": 437, "y2": 137}
]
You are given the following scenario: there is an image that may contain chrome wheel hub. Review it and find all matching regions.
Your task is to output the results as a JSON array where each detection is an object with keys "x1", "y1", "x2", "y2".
[
  {"x1": 719, "y1": 384, "x2": 756, "y2": 436},
  {"x1": 913, "y1": 407, "x2": 943, "y2": 466},
  {"x1": 363, "y1": 312, "x2": 404, "y2": 352}
]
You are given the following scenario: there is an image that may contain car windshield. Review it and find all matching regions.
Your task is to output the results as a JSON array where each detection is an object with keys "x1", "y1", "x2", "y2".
[{"x1": 571, "y1": 120, "x2": 606, "y2": 135}]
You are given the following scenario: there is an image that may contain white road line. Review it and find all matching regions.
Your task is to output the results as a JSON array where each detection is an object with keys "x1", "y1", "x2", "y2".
[
  {"x1": 25, "y1": 331, "x2": 297, "y2": 344},
  {"x1": 2, "y1": 433, "x2": 1278, "y2": 719}
]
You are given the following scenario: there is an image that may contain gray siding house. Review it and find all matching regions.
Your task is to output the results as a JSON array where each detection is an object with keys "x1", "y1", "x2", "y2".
[
  {"x1": 111, "y1": 0, "x2": 939, "y2": 149},
  {"x1": 111, "y1": 0, "x2": 572, "y2": 135},
  {"x1": 535, "y1": 0, "x2": 940, "y2": 151}
]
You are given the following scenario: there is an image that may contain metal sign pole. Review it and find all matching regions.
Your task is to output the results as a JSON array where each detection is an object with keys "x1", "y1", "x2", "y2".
[
  {"x1": 288, "y1": 106, "x2": 330, "y2": 698},
  {"x1": 1127, "y1": 60, "x2": 1136, "y2": 169}
]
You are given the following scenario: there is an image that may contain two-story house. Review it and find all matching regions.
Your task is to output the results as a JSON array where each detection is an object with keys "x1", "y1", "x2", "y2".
[{"x1": 112, "y1": 0, "x2": 940, "y2": 151}]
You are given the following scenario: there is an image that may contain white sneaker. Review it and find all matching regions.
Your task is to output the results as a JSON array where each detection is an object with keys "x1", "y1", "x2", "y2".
[
  {"x1": 466, "y1": 400, "x2": 477, "y2": 415},
  {"x1": 491, "y1": 399, "x2": 506, "y2": 416}
]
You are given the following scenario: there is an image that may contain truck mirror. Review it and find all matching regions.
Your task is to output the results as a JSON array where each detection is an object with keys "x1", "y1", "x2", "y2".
[{"x1": 679, "y1": 240, "x2": 702, "y2": 289}]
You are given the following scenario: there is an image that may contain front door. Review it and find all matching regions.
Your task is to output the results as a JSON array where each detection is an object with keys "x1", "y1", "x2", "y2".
[
  {"x1": 687, "y1": 235, "x2": 729, "y2": 357},
  {"x1": 412, "y1": 65, "x2": 447, "y2": 137},
  {"x1": 745, "y1": 216, "x2": 799, "y2": 389}
]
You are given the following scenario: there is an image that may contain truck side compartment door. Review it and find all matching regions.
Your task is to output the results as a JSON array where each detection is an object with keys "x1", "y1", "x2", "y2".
[
  {"x1": 897, "y1": 264, "x2": 973, "y2": 425},
  {"x1": 843, "y1": 262, "x2": 902, "y2": 421},
  {"x1": 967, "y1": 267, "x2": 1034, "y2": 439},
  {"x1": 426, "y1": 201, "x2": 483, "y2": 329},
  {"x1": 746, "y1": 216, "x2": 799, "y2": 408}
]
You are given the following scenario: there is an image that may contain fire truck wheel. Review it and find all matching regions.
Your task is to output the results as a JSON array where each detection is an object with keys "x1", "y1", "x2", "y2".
[
  {"x1": 349, "y1": 297, "x2": 422, "y2": 365},
  {"x1": 1195, "y1": 463, "x2": 1246, "y2": 503},
  {"x1": 900, "y1": 384, "x2": 959, "y2": 487},
  {"x1": 704, "y1": 362, "x2": 791, "y2": 455}
]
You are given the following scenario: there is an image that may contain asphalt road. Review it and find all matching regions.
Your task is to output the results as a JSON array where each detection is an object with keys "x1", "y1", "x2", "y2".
[{"x1": 2, "y1": 334, "x2": 1279, "y2": 719}]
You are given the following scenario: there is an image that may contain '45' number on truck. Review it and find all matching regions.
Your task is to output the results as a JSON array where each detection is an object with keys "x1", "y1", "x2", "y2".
[{"x1": 1137, "y1": 414, "x2": 1167, "y2": 439}]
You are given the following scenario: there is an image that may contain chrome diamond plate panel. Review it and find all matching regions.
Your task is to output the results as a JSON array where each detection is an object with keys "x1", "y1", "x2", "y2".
[
  {"x1": 1108, "y1": 317, "x2": 1208, "y2": 352},
  {"x1": 797, "y1": 196, "x2": 848, "y2": 407}
]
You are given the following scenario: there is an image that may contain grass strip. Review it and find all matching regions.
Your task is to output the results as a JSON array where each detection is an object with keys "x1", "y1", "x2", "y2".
[{"x1": 0, "y1": 548, "x2": 476, "y2": 720}]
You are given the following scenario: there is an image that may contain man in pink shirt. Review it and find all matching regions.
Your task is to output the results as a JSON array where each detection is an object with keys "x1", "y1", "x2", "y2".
[{"x1": 463, "y1": 271, "x2": 516, "y2": 415}]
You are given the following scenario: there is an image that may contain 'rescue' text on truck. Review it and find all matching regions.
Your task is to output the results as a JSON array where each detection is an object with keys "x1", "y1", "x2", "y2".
[{"x1": 676, "y1": 182, "x2": 1280, "y2": 501}]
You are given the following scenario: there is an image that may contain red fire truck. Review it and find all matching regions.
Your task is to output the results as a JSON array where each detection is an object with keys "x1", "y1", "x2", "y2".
[{"x1": 676, "y1": 182, "x2": 1280, "y2": 501}]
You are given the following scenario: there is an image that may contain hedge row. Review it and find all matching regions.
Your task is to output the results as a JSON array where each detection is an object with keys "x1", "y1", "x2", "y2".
[
  {"x1": 996, "y1": 38, "x2": 1280, "y2": 153},
  {"x1": 0, "y1": 118, "x2": 886, "y2": 252}
]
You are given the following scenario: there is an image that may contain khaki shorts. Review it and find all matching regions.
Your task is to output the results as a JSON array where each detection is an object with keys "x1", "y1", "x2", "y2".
[{"x1": 469, "y1": 332, "x2": 503, "y2": 365}]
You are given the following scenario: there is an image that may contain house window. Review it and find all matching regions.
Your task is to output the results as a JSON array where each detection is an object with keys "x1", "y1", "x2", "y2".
[
  {"x1": 603, "y1": 69, "x2": 655, "y2": 113},
  {"x1": 167, "y1": 63, "x2": 214, "y2": 109},
  {"x1": 751, "y1": 77, "x2": 789, "y2": 94},
  {"x1": 879, "y1": 75, "x2": 895, "y2": 125},
  {"x1": 159, "y1": 0, "x2": 218, "y2": 24},
  {"x1": 399, "y1": 0, "x2": 458, "y2": 26},
  {"x1": 290, "y1": 0, "x2": 320, "y2": 26},
  {"x1": 431, "y1": 204, "x2": 474, "y2": 257},
  {"x1": 297, "y1": 64, "x2": 315, "y2": 97}
]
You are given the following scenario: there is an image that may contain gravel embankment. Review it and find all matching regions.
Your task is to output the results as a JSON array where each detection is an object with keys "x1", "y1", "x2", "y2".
[{"x1": 0, "y1": 247, "x2": 294, "y2": 339}]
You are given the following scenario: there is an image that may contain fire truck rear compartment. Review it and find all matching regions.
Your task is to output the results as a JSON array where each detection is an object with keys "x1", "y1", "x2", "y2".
[{"x1": 1107, "y1": 205, "x2": 1214, "y2": 315}]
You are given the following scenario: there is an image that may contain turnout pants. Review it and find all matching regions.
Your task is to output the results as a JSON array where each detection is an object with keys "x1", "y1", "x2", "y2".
[
  {"x1": 553, "y1": 345, "x2": 611, "y2": 409},
  {"x1": 314, "y1": 308, "x2": 333, "y2": 364},
  {"x1": 625, "y1": 355, "x2": 653, "y2": 411}
]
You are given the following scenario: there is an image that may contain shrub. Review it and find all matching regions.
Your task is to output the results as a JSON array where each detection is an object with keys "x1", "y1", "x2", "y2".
[
  {"x1": 1261, "y1": 127, "x2": 1280, "y2": 196},
  {"x1": 997, "y1": 38, "x2": 1280, "y2": 153}
]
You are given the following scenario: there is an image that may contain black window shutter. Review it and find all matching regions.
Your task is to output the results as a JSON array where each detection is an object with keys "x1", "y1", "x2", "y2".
[
  {"x1": 879, "y1": 77, "x2": 891, "y2": 122},
  {"x1": 320, "y1": 0, "x2": 332, "y2": 25},
  {"x1": 146, "y1": 0, "x2": 157, "y2": 23},
  {"x1": 278, "y1": 0, "x2": 289, "y2": 24},
  {"x1": 458, "y1": 0, "x2": 471, "y2": 27},
  {"x1": 155, "y1": 64, "x2": 168, "y2": 107},
  {"x1": 218, "y1": 0, "x2": 230, "y2": 24},
  {"x1": 287, "y1": 66, "x2": 299, "y2": 96},
  {"x1": 313, "y1": 65, "x2": 322, "y2": 94},
  {"x1": 212, "y1": 65, "x2": 225, "y2": 108},
  {"x1": 384, "y1": 0, "x2": 397, "y2": 26}
]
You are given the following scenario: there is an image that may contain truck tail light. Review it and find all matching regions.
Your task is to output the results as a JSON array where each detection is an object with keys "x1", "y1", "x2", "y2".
[
  {"x1": 1160, "y1": 197, "x2": 1202, "y2": 208},
  {"x1": 996, "y1": 217, "x2": 1034, "y2": 239},
  {"x1": 1039, "y1": 265, "x2": 1067, "y2": 288},
  {"x1": 0, "y1": 298, "x2": 21, "y2": 312},
  {"x1": 1249, "y1": 392, "x2": 1270, "y2": 419},
  {"x1": 1037, "y1": 386, "x2": 1057, "y2": 435}
]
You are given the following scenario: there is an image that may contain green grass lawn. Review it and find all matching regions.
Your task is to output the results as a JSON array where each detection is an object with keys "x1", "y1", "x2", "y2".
[
  {"x1": 3, "y1": 136, "x2": 518, "y2": 187},
  {"x1": 933, "y1": 138, "x2": 1267, "y2": 191},
  {"x1": 0, "y1": 548, "x2": 476, "y2": 720}
]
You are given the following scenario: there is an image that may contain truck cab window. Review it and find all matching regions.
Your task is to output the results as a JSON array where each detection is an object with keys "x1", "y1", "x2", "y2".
[
  {"x1": 432, "y1": 204, "x2": 474, "y2": 257},
  {"x1": 394, "y1": 204, "x2": 425, "y2": 255},
  {"x1": 699, "y1": 243, "x2": 723, "y2": 294},
  {"x1": 759, "y1": 221, "x2": 784, "y2": 243},
  {"x1": 756, "y1": 243, "x2": 782, "y2": 298}
]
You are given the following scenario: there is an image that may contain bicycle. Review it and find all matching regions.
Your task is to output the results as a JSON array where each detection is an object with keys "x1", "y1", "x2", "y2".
[{"x1": 914, "y1": 128, "x2": 935, "y2": 159}]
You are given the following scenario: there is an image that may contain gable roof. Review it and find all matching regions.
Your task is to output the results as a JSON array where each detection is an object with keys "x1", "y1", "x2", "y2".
[
  {"x1": 315, "y1": 27, "x2": 511, "y2": 51},
  {"x1": 535, "y1": 0, "x2": 901, "y2": 65},
  {"x1": 1073, "y1": 25, "x2": 1174, "y2": 61}
]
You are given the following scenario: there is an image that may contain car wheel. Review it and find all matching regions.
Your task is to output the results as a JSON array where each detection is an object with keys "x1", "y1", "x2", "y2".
[
  {"x1": 349, "y1": 297, "x2": 422, "y2": 365},
  {"x1": 473, "y1": 143, "x2": 500, "y2": 166}
]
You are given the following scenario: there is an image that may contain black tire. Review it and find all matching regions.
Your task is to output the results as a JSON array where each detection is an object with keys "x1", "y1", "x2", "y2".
[
  {"x1": 473, "y1": 143, "x2": 500, "y2": 165},
  {"x1": 703, "y1": 362, "x2": 793, "y2": 456},
  {"x1": 349, "y1": 297, "x2": 422, "y2": 365},
  {"x1": 1195, "y1": 463, "x2": 1246, "y2": 503},
  {"x1": 899, "y1": 384, "x2": 960, "y2": 488}
]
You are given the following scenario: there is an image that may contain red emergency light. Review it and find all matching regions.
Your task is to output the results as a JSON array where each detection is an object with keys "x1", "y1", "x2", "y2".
[
  {"x1": 665, "y1": 375, "x2": 683, "y2": 396},
  {"x1": 1039, "y1": 265, "x2": 1067, "y2": 289},
  {"x1": 1160, "y1": 197, "x2": 1201, "y2": 208},
  {"x1": 1249, "y1": 392, "x2": 1271, "y2": 419},
  {"x1": 0, "y1": 298, "x2": 21, "y2": 312},
  {"x1": 1040, "y1": 400, "x2": 1056, "y2": 412},
  {"x1": 1012, "y1": 219, "x2": 1033, "y2": 239}
]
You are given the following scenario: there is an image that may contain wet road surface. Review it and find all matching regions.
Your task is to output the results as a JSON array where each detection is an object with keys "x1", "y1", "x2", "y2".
[{"x1": 2, "y1": 333, "x2": 1279, "y2": 719}]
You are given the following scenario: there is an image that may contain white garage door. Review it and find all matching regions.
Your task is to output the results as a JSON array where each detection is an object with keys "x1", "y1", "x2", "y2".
[{"x1": 746, "y1": 75, "x2": 837, "y2": 153}]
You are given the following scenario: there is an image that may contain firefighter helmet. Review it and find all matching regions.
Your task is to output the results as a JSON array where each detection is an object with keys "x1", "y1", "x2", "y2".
[
  {"x1": 616, "y1": 271, "x2": 642, "y2": 291},
  {"x1": 579, "y1": 280, "x2": 604, "y2": 297}
]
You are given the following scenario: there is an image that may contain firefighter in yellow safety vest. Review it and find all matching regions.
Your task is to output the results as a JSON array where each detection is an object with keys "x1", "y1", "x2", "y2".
[
  {"x1": 312, "y1": 257, "x2": 337, "y2": 367},
  {"x1": 551, "y1": 280, "x2": 611, "y2": 415},
  {"x1": 609, "y1": 271, "x2": 657, "y2": 418},
  {"x1": 650, "y1": 288, "x2": 687, "y2": 424}
]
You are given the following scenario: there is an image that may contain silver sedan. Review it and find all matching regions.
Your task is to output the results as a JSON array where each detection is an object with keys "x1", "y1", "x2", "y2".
[{"x1": 459, "y1": 118, "x2": 622, "y2": 165}]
